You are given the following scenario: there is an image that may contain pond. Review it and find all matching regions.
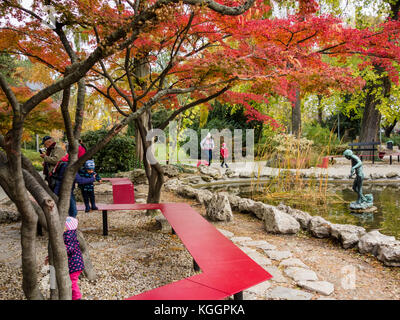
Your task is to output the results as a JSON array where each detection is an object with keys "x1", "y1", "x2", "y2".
[{"x1": 203, "y1": 182, "x2": 400, "y2": 239}]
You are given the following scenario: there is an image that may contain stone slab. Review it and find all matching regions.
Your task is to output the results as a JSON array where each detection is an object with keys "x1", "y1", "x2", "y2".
[
  {"x1": 297, "y1": 280, "x2": 334, "y2": 296},
  {"x1": 217, "y1": 228, "x2": 235, "y2": 238},
  {"x1": 284, "y1": 267, "x2": 318, "y2": 282},
  {"x1": 279, "y1": 258, "x2": 308, "y2": 268},
  {"x1": 230, "y1": 236, "x2": 253, "y2": 243},
  {"x1": 247, "y1": 252, "x2": 272, "y2": 266},
  {"x1": 245, "y1": 280, "x2": 271, "y2": 296},
  {"x1": 263, "y1": 250, "x2": 292, "y2": 261},
  {"x1": 265, "y1": 286, "x2": 313, "y2": 300},
  {"x1": 263, "y1": 266, "x2": 288, "y2": 283}
]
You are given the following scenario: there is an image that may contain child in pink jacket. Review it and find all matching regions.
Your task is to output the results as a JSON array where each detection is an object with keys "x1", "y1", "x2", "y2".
[{"x1": 220, "y1": 143, "x2": 229, "y2": 168}]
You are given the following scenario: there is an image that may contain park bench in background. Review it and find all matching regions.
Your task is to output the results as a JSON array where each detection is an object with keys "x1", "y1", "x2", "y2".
[
  {"x1": 388, "y1": 152, "x2": 400, "y2": 165},
  {"x1": 349, "y1": 141, "x2": 380, "y2": 163}
]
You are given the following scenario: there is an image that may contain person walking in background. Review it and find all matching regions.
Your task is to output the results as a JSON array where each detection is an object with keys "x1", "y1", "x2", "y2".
[
  {"x1": 78, "y1": 160, "x2": 101, "y2": 212},
  {"x1": 200, "y1": 133, "x2": 215, "y2": 166},
  {"x1": 220, "y1": 142, "x2": 229, "y2": 168},
  {"x1": 40, "y1": 136, "x2": 65, "y2": 188}
]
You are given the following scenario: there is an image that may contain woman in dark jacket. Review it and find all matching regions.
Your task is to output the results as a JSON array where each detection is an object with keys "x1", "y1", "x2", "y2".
[{"x1": 53, "y1": 156, "x2": 96, "y2": 217}]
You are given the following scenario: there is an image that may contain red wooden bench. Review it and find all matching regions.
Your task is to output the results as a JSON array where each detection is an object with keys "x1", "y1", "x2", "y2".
[
  {"x1": 77, "y1": 176, "x2": 272, "y2": 299},
  {"x1": 77, "y1": 202, "x2": 272, "y2": 300}
]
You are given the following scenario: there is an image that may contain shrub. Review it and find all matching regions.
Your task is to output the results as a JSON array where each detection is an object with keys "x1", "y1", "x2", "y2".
[
  {"x1": 22, "y1": 149, "x2": 44, "y2": 171},
  {"x1": 81, "y1": 129, "x2": 137, "y2": 173},
  {"x1": 302, "y1": 123, "x2": 340, "y2": 151}
]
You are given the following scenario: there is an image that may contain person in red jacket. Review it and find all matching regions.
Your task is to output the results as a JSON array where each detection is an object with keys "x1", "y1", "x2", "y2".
[{"x1": 220, "y1": 142, "x2": 229, "y2": 168}]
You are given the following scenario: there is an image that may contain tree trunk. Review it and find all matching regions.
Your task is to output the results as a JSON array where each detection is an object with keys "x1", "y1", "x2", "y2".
[
  {"x1": 359, "y1": 66, "x2": 391, "y2": 145},
  {"x1": 317, "y1": 94, "x2": 323, "y2": 125},
  {"x1": 359, "y1": 0, "x2": 399, "y2": 145},
  {"x1": 384, "y1": 120, "x2": 397, "y2": 138},
  {"x1": 134, "y1": 57, "x2": 151, "y2": 163},
  {"x1": 135, "y1": 116, "x2": 164, "y2": 213},
  {"x1": 292, "y1": 89, "x2": 301, "y2": 137}
]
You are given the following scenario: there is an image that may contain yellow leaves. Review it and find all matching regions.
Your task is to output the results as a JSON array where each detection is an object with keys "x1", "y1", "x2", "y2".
[
  {"x1": 29, "y1": 63, "x2": 54, "y2": 86},
  {"x1": 199, "y1": 104, "x2": 209, "y2": 128}
]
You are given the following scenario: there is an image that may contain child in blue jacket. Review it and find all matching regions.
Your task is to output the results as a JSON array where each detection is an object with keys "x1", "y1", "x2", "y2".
[
  {"x1": 53, "y1": 160, "x2": 96, "y2": 217},
  {"x1": 78, "y1": 160, "x2": 101, "y2": 212}
]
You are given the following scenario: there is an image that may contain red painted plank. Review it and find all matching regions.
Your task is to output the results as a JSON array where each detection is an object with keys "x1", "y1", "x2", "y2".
[
  {"x1": 76, "y1": 203, "x2": 161, "y2": 211},
  {"x1": 76, "y1": 201, "x2": 272, "y2": 299},
  {"x1": 112, "y1": 183, "x2": 135, "y2": 204},
  {"x1": 126, "y1": 278, "x2": 227, "y2": 300}
]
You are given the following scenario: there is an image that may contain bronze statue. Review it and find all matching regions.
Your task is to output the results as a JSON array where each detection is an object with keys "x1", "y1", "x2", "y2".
[{"x1": 343, "y1": 149, "x2": 373, "y2": 210}]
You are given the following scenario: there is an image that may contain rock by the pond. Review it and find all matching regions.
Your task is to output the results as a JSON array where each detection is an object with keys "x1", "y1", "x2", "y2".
[
  {"x1": 239, "y1": 171, "x2": 254, "y2": 178},
  {"x1": 357, "y1": 230, "x2": 397, "y2": 256},
  {"x1": 371, "y1": 172, "x2": 386, "y2": 180},
  {"x1": 330, "y1": 224, "x2": 366, "y2": 249},
  {"x1": 376, "y1": 241, "x2": 400, "y2": 267},
  {"x1": 308, "y1": 216, "x2": 332, "y2": 238},
  {"x1": 199, "y1": 166, "x2": 223, "y2": 179},
  {"x1": 284, "y1": 267, "x2": 318, "y2": 282},
  {"x1": 225, "y1": 169, "x2": 239, "y2": 178},
  {"x1": 200, "y1": 175, "x2": 213, "y2": 182},
  {"x1": 386, "y1": 171, "x2": 399, "y2": 179},
  {"x1": 265, "y1": 286, "x2": 313, "y2": 300},
  {"x1": 176, "y1": 185, "x2": 198, "y2": 199},
  {"x1": 161, "y1": 164, "x2": 180, "y2": 178},
  {"x1": 263, "y1": 250, "x2": 292, "y2": 261},
  {"x1": 195, "y1": 189, "x2": 213, "y2": 205},
  {"x1": 163, "y1": 178, "x2": 183, "y2": 192},
  {"x1": 262, "y1": 206, "x2": 300, "y2": 234},
  {"x1": 249, "y1": 201, "x2": 276, "y2": 220},
  {"x1": 130, "y1": 169, "x2": 148, "y2": 185},
  {"x1": 205, "y1": 193, "x2": 233, "y2": 222},
  {"x1": 297, "y1": 280, "x2": 334, "y2": 296},
  {"x1": 279, "y1": 258, "x2": 308, "y2": 268},
  {"x1": 237, "y1": 198, "x2": 257, "y2": 213},
  {"x1": 277, "y1": 204, "x2": 312, "y2": 230}
]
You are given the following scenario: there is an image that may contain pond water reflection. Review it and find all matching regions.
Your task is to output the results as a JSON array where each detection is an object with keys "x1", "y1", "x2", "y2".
[{"x1": 204, "y1": 183, "x2": 400, "y2": 239}]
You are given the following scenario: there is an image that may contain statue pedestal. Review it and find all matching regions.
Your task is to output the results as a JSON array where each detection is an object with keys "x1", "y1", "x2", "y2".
[
  {"x1": 349, "y1": 206, "x2": 377, "y2": 213},
  {"x1": 349, "y1": 193, "x2": 375, "y2": 212}
]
